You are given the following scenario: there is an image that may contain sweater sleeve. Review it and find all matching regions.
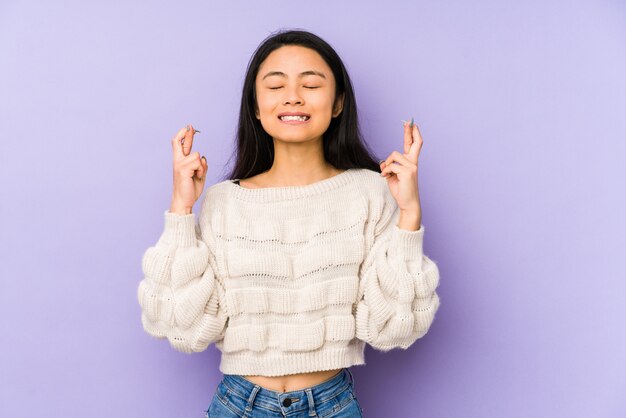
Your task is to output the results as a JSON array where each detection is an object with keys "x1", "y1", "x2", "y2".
[
  {"x1": 355, "y1": 185, "x2": 440, "y2": 352},
  {"x1": 137, "y1": 197, "x2": 228, "y2": 354}
]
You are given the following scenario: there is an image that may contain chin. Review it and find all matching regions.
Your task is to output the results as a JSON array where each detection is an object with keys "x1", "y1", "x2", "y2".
[
  {"x1": 266, "y1": 123, "x2": 329, "y2": 141},
  {"x1": 272, "y1": 134, "x2": 317, "y2": 144}
]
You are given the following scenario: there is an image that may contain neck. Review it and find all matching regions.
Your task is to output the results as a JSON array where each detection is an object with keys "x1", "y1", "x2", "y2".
[{"x1": 266, "y1": 138, "x2": 339, "y2": 186}]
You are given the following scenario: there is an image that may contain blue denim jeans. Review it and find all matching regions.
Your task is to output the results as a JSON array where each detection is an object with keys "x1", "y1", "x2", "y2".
[{"x1": 205, "y1": 368, "x2": 363, "y2": 417}]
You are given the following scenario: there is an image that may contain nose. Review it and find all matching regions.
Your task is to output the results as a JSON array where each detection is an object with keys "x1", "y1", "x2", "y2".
[
  {"x1": 283, "y1": 97, "x2": 303, "y2": 105},
  {"x1": 282, "y1": 86, "x2": 303, "y2": 105}
]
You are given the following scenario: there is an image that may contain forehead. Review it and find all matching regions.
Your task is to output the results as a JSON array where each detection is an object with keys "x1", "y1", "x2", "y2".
[{"x1": 257, "y1": 45, "x2": 333, "y2": 81}]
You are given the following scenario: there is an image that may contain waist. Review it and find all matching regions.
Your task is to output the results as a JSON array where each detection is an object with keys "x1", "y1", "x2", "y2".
[
  {"x1": 241, "y1": 368, "x2": 344, "y2": 392},
  {"x1": 222, "y1": 368, "x2": 353, "y2": 404}
]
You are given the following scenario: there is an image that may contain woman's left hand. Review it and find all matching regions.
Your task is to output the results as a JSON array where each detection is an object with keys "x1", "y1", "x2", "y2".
[{"x1": 379, "y1": 119, "x2": 423, "y2": 214}]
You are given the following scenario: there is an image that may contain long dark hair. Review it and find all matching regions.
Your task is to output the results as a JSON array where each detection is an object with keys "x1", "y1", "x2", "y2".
[{"x1": 222, "y1": 28, "x2": 382, "y2": 181}]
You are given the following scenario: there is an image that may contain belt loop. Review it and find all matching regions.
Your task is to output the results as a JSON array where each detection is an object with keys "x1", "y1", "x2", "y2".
[
  {"x1": 242, "y1": 384, "x2": 261, "y2": 418},
  {"x1": 345, "y1": 367, "x2": 354, "y2": 386},
  {"x1": 305, "y1": 388, "x2": 317, "y2": 417}
]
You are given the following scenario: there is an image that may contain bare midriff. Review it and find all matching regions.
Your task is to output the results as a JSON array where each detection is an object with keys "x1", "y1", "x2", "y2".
[{"x1": 242, "y1": 368, "x2": 344, "y2": 392}]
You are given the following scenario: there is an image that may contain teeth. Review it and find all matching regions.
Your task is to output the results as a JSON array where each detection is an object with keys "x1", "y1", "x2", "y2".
[{"x1": 280, "y1": 115, "x2": 309, "y2": 121}]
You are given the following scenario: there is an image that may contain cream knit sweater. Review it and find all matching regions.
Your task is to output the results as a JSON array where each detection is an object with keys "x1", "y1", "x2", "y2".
[{"x1": 137, "y1": 168, "x2": 440, "y2": 377}]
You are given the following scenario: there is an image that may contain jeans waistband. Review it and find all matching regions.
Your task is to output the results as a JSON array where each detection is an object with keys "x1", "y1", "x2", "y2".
[{"x1": 221, "y1": 368, "x2": 355, "y2": 413}]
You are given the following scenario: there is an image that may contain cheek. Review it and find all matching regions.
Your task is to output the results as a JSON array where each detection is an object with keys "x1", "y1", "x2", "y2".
[
  {"x1": 256, "y1": 94, "x2": 270, "y2": 110},
  {"x1": 257, "y1": 97, "x2": 283, "y2": 117},
  {"x1": 312, "y1": 93, "x2": 336, "y2": 112},
  {"x1": 255, "y1": 88, "x2": 273, "y2": 108}
]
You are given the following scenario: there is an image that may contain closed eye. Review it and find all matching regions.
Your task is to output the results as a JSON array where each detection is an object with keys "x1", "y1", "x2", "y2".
[{"x1": 268, "y1": 86, "x2": 320, "y2": 90}]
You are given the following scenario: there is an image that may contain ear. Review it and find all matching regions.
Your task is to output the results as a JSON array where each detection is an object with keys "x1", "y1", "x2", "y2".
[{"x1": 332, "y1": 93, "x2": 345, "y2": 118}]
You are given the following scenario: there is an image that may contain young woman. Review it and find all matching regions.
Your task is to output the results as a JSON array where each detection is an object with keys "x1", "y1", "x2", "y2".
[{"x1": 138, "y1": 29, "x2": 440, "y2": 417}]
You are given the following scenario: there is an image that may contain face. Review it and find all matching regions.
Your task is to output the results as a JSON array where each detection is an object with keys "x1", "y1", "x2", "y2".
[{"x1": 254, "y1": 45, "x2": 344, "y2": 143}]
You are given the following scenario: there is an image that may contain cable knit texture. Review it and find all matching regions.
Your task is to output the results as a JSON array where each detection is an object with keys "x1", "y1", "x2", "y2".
[{"x1": 137, "y1": 168, "x2": 440, "y2": 376}]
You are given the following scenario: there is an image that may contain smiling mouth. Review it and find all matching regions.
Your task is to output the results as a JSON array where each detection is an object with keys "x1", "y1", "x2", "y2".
[{"x1": 278, "y1": 115, "x2": 310, "y2": 121}]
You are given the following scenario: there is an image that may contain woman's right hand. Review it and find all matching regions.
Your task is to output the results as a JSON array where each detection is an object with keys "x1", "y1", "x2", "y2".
[{"x1": 170, "y1": 124, "x2": 207, "y2": 214}]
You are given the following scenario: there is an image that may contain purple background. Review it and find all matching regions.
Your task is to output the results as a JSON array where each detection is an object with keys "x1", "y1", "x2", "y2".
[{"x1": 1, "y1": 1, "x2": 625, "y2": 417}]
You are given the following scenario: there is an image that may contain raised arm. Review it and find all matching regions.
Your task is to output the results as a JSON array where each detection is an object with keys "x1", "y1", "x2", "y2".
[
  {"x1": 137, "y1": 207, "x2": 228, "y2": 353},
  {"x1": 355, "y1": 187, "x2": 440, "y2": 351},
  {"x1": 137, "y1": 124, "x2": 228, "y2": 353}
]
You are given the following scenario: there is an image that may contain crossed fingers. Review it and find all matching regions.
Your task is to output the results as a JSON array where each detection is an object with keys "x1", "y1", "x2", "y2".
[{"x1": 380, "y1": 118, "x2": 423, "y2": 178}]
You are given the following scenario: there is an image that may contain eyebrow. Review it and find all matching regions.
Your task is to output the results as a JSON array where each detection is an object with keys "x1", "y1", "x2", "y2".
[{"x1": 261, "y1": 70, "x2": 327, "y2": 80}]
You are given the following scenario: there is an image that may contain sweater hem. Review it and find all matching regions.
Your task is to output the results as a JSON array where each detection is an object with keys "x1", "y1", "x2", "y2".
[{"x1": 218, "y1": 341, "x2": 367, "y2": 377}]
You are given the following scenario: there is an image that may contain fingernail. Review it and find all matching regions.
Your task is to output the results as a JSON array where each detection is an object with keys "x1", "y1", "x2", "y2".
[
  {"x1": 410, "y1": 117, "x2": 414, "y2": 128},
  {"x1": 186, "y1": 125, "x2": 190, "y2": 132}
]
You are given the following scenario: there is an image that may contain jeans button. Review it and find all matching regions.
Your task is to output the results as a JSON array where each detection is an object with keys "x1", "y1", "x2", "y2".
[{"x1": 282, "y1": 398, "x2": 292, "y2": 407}]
